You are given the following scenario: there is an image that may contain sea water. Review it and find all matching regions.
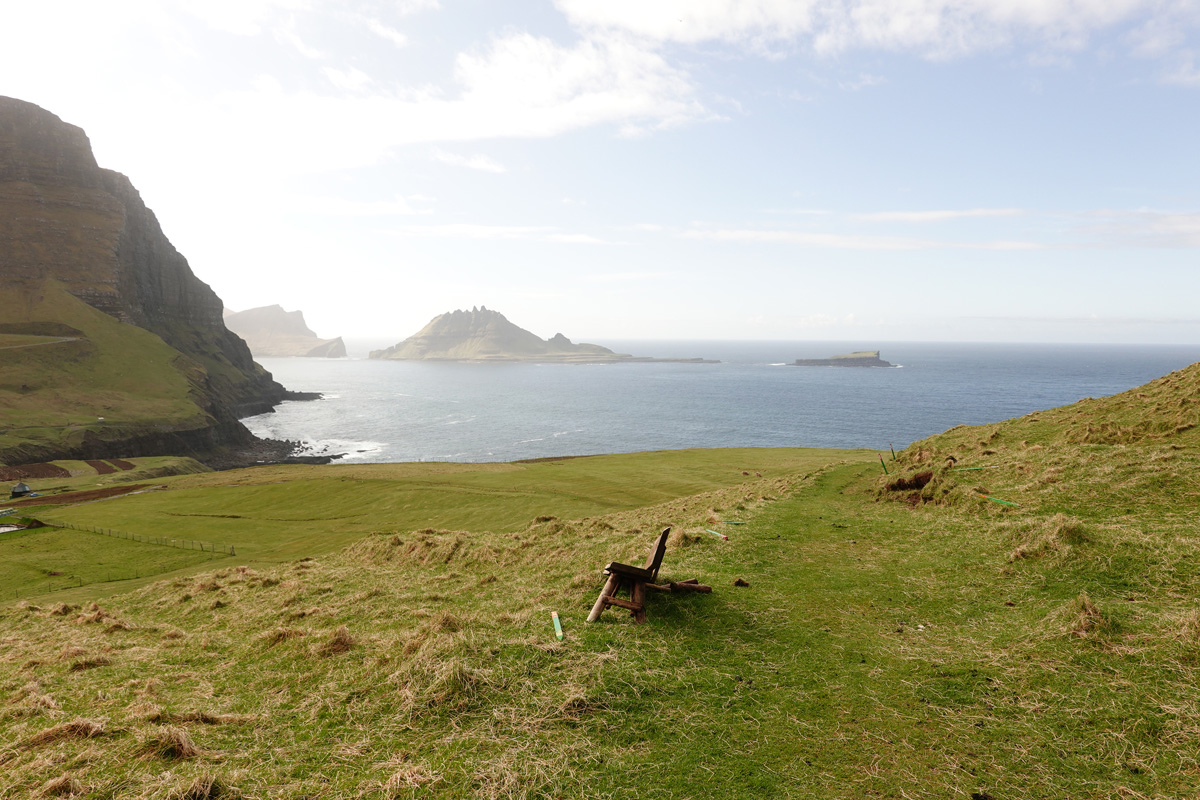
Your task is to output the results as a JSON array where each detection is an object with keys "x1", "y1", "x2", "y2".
[{"x1": 242, "y1": 342, "x2": 1200, "y2": 463}]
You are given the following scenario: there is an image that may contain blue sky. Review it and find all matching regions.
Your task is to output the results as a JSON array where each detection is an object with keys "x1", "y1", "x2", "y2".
[{"x1": 3, "y1": 1, "x2": 1200, "y2": 344}]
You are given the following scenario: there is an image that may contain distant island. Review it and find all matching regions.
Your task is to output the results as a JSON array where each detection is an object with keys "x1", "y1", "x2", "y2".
[
  {"x1": 370, "y1": 307, "x2": 715, "y2": 363},
  {"x1": 792, "y1": 350, "x2": 895, "y2": 368},
  {"x1": 224, "y1": 305, "x2": 346, "y2": 358}
]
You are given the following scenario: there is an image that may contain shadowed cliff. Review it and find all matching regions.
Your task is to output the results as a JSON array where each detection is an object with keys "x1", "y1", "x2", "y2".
[{"x1": 0, "y1": 96, "x2": 294, "y2": 464}]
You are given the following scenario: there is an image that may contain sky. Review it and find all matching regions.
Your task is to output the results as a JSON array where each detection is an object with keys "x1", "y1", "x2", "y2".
[{"x1": 3, "y1": 0, "x2": 1200, "y2": 345}]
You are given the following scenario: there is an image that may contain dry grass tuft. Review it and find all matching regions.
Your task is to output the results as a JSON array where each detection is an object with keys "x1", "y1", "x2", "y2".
[
  {"x1": 140, "y1": 725, "x2": 201, "y2": 760},
  {"x1": 48, "y1": 604, "x2": 78, "y2": 616},
  {"x1": 168, "y1": 773, "x2": 236, "y2": 799},
  {"x1": 316, "y1": 625, "x2": 355, "y2": 656},
  {"x1": 431, "y1": 611, "x2": 463, "y2": 634},
  {"x1": 40, "y1": 774, "x2": 82, "y2": 797},
  {"x1": 147, "y1": 710, "x2": 249, "y2": 726},
  {"x1": 1069, "y1": 593, "x2": 1114, "y2": 639},
  {"x1": 1007, "y1": 513, "x2": 1089, "y2": 561},
  {"x1": 382, "y1": 764, "x2": 441, "y2": 795},
  {"x1": 260, "y1": 627, "x2": 306, "y2": 646},
  {"x1": 1174, "y1": 609, "x2": 1200, "y2": 643},
  {"x1": 22, "y1": 718, "x2": 105, "y2": 749},
  {"x1": 57, "y1": 646, "x2": 87, "y2": 661},
  {"x1": 68, "y1": 657, "x2": 111, "y2": 672}
]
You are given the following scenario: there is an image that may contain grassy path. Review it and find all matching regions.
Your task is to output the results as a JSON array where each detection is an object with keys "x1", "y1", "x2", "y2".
[{"x1": 560, "y1": 463, "x2": 1194, "y2": 798}]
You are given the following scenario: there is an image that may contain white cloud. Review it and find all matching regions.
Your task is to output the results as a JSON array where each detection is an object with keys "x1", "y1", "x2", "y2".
[
  {"x1": 395, "y1": 0, "x2": 440, "y2": 15},
  {"x1": 582, "y1": 271, "x2": 669, "y2": 282},
  {"x1": 365, "y1": 18, "x2": 409, "y2": 47},
  {"x1": 176, "y1": 0, "x2": 308, "y2": 37},
  {"x1": 555, "y1": 0, "x2": 1190, "y2": 59},
  {"x1": 679, "y1": 227, "x2": 1041, "y2": 250},
  {"x1": 432, "y1": 148, "x2": 507, "y2": 173},
  {"x1": 290, "y1": 194, "x2": 434, "y2": 216},
  {"x1": 839, "y1": 72, "x2": 886, "y2": 90},
  {"x1": 390, "y1": 224, "x2": 608, "y2": 243},
  {"x1": 1081, "y1": 209, "x2": 1200, "y2": 246},
  {"x1": 856, "y1": 208, "x2": 1024, "y2": 222},
  {"x1": 323, "y1": 66, "x2": 374, "y2": 93},
  {"x1": 453, "y1": 32, "x2": 709, "y2": 135},
  {"x1": 1163, "y1": 52, "x2": 1200, "y2": 85}
]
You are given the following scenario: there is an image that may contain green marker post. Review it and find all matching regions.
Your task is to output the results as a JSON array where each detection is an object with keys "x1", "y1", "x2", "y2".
[{"x1": 551, "y1": 611, "x2": 564, "y2": 641}]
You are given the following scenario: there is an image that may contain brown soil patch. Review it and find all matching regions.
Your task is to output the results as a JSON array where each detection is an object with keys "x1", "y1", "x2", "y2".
[
  {"x1": 86, "y1": 460, "x2": 117, "y2": 475},
  {"x1": 107, "y1": 459, "x2": 136, "y2": 470},
  {"x1": 0, "y1": 463, "x2": 71, "y2": 480},
  {"x1": 10, "y1": 484, "x2": 151, "y2": 506}
]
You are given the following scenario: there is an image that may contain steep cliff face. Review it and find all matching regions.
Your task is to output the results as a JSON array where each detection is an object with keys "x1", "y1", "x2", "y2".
[
  {"x1": 0, "y1": 96, "x2": 284, "y2": 417},
  {"x1": 224, "y1": 305, "x2": 347, "y2": 358}
]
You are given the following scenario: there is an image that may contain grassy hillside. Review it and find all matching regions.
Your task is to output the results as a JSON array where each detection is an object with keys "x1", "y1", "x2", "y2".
[
  {"x1": 3, "y1": 448, "x2": 859, "y2": 597},
  {"x1": 0, "y1": 280, "x2": 216, "y2": 463},
  {"x1": 2, "y1": 364, "x2": 1200, "y2": 798}
]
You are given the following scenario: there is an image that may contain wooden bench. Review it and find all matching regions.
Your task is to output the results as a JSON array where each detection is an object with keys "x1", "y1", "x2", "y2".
[{"x1": 586, "y1": 527, "x2": 711, "y2": 624}]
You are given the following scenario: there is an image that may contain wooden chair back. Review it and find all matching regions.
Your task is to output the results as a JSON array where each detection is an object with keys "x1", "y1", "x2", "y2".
[{"x1": 642, "y1": 527, "x2": 671, "y2": 581}]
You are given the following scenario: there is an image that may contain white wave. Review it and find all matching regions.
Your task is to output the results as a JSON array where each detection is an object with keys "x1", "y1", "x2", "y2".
[{"x1": 292, "y1": 438, "x2": 386, "y2": 461}]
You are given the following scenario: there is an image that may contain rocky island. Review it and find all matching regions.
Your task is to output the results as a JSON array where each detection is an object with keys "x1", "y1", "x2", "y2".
[
  {"x1": 0, "y1": 96, "x2": 311, "y2": 467},
  {"x1": 792, "y1": 350, "x2": 895, "y2": 367},
  {"x1": 370, "y1": 307, "x2": 715, "y2": 363},
  {"x1": 224, "y1": 305, "x2": 346, "y2": 358}
]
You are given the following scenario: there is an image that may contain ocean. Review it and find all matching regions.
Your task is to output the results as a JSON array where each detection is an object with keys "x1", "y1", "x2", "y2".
[{"x1": 242, "y1": 342, "x2": 1200, "y2": 464}]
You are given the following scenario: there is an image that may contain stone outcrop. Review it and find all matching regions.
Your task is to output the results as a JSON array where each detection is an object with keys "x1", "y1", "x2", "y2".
[
  {"x1": 0, "y1": 96, "x2": 286, "y2": 418},
  {"x1": 224, "y1": 305, "x2": 347, "y2": 358}
]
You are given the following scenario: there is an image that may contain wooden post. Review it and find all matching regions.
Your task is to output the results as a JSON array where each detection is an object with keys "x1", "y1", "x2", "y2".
[
  {"x1": 631, "y1": 582, "x2": 647, "y2": 624},
  {"x1": 587, "y1": 574, "x2": 619, "y2": 622}
]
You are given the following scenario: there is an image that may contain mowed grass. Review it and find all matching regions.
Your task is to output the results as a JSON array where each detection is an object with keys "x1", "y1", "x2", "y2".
[
  {"x1": 18, "y1": 448, "x2": 863, "y2": 566},
  {"x1": 0, "y1": 527, "x2": 218, "y2": 600}
]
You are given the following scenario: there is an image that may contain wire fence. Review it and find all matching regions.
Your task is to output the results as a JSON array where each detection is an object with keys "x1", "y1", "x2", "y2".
[{"x1": 36, "y1": 518, "x2": 236, "y2": 556}]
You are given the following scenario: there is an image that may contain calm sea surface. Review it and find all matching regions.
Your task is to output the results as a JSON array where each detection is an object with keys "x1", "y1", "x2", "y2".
[{"x1": 243, "y1": 342, "x2": 1200, "y2": 463}]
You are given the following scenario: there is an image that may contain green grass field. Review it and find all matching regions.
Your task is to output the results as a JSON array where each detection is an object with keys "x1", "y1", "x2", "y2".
[
  {"x1": 10, "y1": 448, "x2": 861, "y2": 574},
  {"x1": 0, "y1": 281, "x2": 213, "y2": 461},
  {"x1": 2, "y1": 365, "x2": 1200, "y2": 798},
  {"x1": 0, "y1": 527, "x2": 220, "y2": 600}
]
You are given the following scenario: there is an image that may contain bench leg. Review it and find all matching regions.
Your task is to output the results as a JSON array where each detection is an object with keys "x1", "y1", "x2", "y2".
[
  {"x1": 631, "y1": 581, "x2": 647, "y2": 624},
  {"x1": 586, "y1": 574, "x2": 619, "y2": 622}
]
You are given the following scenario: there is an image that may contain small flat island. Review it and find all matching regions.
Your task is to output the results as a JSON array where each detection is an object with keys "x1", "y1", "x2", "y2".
[{"x1": 791, "y1": 350, "x2": 895, "y2": 368}]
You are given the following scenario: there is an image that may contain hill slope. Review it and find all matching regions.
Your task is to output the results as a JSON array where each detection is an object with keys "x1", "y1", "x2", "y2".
[{"x1": 3, "y1": 367, "x2": 1200, "y2": 797}]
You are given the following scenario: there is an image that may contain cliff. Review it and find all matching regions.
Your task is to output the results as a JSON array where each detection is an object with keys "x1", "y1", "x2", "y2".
[
  {"x1": 0, "y1": 96, "x2": 286, "y2": 417},
  {"x1": 792, "y1": 350, "x2": 895, "y2": 367},
  {"x1": 224, "y1": 305, "x2": 347, "y2": 358},
  {"x1": 370, "y1": 307, "x2": 631, "y2": 362},
  {"x1": 0, "y1": 96, "x2": 295, "y2": 464}
]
